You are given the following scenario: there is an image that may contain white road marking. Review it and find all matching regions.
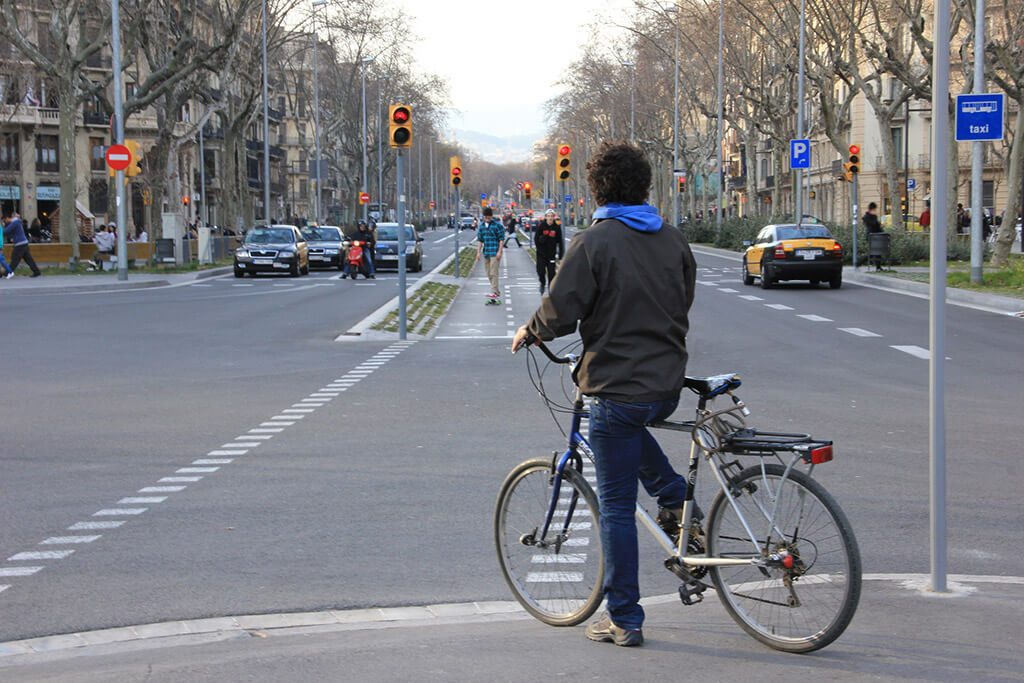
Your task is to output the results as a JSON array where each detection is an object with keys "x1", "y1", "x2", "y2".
[
  {"x1": 238, "y1": 434, "x2": 274, "y2": 440},
  {"x1": 797, "y1": 314, "x2": 833, "y2": 322},
  {"x1": 307, "y1": 393, "x2": 338, "y2": 398},
  {"x1": 224, "y1": 442, "x2": 262, "y2": 448},
  {"x1": 139, "y1": 486, "x2": 186, "y2": 493},
  {"x1": 0, "y1": 585, "x2": 8, "y2": 593},
  {"x1": 738, "y1": 295, "x2": 764, "y2": 301},
  {"x1": 160, "y1": 477, "x2": 201, "y2": 483},
  {"x1": 249, "y1": 428, "x2": 284, "y2": 433},
  {"x1": 525, "y1": 572, "x2": 584, "y2": 583},
  {"x1": 193, "y1": 459, "x2": 232, "y2": 465},
  {"x1": 94, "y1": 508, "x2": 147, "y2": 516},
  {"x1": 892, "y1": 345, "x2": 931, "y2": 359},
  {"x1": 260, "y1": 421, "x2": 295, "y2": 426},
  {"x1": 282, "y1": 409, "x2": 315, "y2": 414},
  {"x1": 0, "y1": 567, "x2": 43, "y2": 577},
  {"x1": 764, "y1": 303, "x2": 794, "y2": 310},
  {"x1": 209, "y1": 450, "x2": 247, "y2": 456},
  {"x1": 41, "y1": 536, "x2": 101, "y2": 545},
  {"x1": 271, "y1": 414, "x2": 303, "y2": 420},
  {"x1": 176, "y1": 467, "x2": 219, "y2": 473},
  {"x1": 69, "y1": 521, "x2": 123, "y2": 530},
  {"x1": 839, "y1": 327, "x2": 882, "y2": 338},
  {"x1": 118, "y1": 497, "x2": 167, "y2": 504},
  {"x1": 718, "y1": 288, "x2": 738, "y2": 293},
  {"x1": 8, "y1": 550, "x2": 74, "y2": 561},
  {"x1": 531, "y1": 554, "x2": 586, "y2": 564}
]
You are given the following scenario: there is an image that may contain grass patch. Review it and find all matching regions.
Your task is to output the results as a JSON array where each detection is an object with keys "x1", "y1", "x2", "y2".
[
  {"x1": 441, "y1": 246, "x2": 476, "y2": 277},
  {"x1": 371, "y1": 282, "x2": 460, "y2": 335},
  {"x1": 38, "y1": 258, "x2": 233, "y2": 276},
  {"x1": 884, "y1": 257, "x2": 1024, "y2": 299}
]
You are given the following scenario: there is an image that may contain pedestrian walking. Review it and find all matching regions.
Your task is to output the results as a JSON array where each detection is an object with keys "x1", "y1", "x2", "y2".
[
  {"x1": 2, "y1": 213, "x2": 41, "y2": 277},
  {"x1": 918, "y1": 203, "x2": 931, "y2": 231},
  {"x1": 0, "y1": 217, "x2": 12, "y2": 278},
  {"x1": 512, "y1": 142, "x2": 698, "y2": 647},
  {"x1": 863, "y1": 202, "x2": 883, "y2": 234},
  {"x1": 534, "y1": 209, "x2": 564, "y2": 294},
  {"x1": 476, "y1": 207, "x2": 504, "y2": 304},
  {"x1": 503, "y1": 213, "x2": 521, "y2": 248}
]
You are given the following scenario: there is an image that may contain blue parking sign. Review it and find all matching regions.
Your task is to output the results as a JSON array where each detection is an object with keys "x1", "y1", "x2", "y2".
[
  {"x1": 956, "y1": 94, "x2": 1004, "y2": 141},
  {"x1": 790, "y1": 139, "x2": 810, "y2": 169}
]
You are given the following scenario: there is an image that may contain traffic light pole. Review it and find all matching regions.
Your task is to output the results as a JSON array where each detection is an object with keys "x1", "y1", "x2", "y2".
[
  {"x1": 397, "y1": 147, "x2": 407, "y2": 340},
  {"x1": 453, "y1": 188, "x2": 460, "y2": 278},
  {"x1": 111, "y1": 0, "x2": 128, "y2": 281},
  {"x1": 852, "y1": 174, "x2": 859, "y2": 269}
]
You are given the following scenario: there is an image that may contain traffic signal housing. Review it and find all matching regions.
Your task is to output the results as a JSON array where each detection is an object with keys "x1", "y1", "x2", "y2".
[
  {"x1": 182, "y1": 195, "x2": 190, "y2": 206},
  {"x1": 524, "y1": 182, "x2": 532, "y2": 201},
  {"x1": 124, "y1": 139, "x2": 143, "y2": 177},
  {"x1": 556, "y1": 144, "x2": 571, "y2": 181},
  {"x1": 449, "y1": 156, "x2": 462, "y2": 186},
  {"x1": 389, "y1": 104, "x2": 412, "y2": 148},
  {"x1": 677, "y1": 176, "x2": 686, "y2": 193},
  {"x1": 842, "y1": 144, "x2": 860, "y2": 182}
]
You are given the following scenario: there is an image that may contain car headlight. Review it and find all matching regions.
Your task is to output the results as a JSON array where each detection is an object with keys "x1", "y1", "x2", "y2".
[
  {"x1": 235, "y1": 249, "x2": 249, "y2": 258},
  {"x1": 278, "y1": 250, "x2": 294, "y2": 258},
  {"x1": 405, "y1": 245, "x2": 417, "y2": 254}
]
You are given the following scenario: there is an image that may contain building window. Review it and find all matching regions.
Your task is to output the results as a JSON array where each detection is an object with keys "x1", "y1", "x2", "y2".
[
  {"x1": 760, "y1": 158, "x2": 768, "y2": 180},
  {"x1": 125, "y1": 83, "x2": 136, "y2": 100},
  {"x1": 983, "y1": 180, "x2": 994, "y2": 209},
  {"x1": 0, "y1": 133, "x2": 19, "y2": 171},
  {"x1": 89, "y1": 178, "x2": 108, "y2": 214},
  {"x1": 36, "y1": 134, "x2": 59, "y2": 173},
  {"x1": 300, "y1": 178, "x2": 308, "y2": 196},
  {"x1": 204, "y1": 149, "x2": 216, "y2": 179},
  {"x1": 91, "y1": 137, "x2": 106, "y2": 171},
  {"x1": 891, "y1": 127, "x2": 904, "y2": 162}
]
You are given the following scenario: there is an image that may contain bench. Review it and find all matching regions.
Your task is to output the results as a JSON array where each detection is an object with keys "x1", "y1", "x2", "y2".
[{"x1": 2, "y1": 242, "x2": 154, "y2": 266}]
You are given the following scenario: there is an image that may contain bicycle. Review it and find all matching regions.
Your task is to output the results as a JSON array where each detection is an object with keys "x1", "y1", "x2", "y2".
[{"x1": 494, "y1": 340, "x2": 861, "y2": 653}]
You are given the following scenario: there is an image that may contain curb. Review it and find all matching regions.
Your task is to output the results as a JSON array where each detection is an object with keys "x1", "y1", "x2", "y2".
[
  {"x1": 335, "y1": 252, "x2": 459, "y2": 341},
  {"x1": 0, "y1": 266, "x2": 233, "y2": 296}
]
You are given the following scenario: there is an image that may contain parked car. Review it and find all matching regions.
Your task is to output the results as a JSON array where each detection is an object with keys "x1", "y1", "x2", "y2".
[
  {"x1": 301, "y1": 225, "x2": 345, "y2": 270},
  {"x1": 742, "y1": 223, "x2": 843, "y2": 289},
  {"x1": 234, "y1": 225, "x2": 309, "y2": 277},
  {"x1": 373, "y1": 222, "x2": 424, "y2": 272}
]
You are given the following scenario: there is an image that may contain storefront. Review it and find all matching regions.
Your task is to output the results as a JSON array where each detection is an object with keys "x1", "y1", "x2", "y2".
[
  {"x1": 0, "y1": 183, "x2": 20, "y2": 216},
  {"x1": 36, "y1": 185, "x2": 60, "y2": 230}
]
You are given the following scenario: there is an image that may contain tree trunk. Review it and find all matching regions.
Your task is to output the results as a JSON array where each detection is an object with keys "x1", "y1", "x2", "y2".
[
  {"x1": 992, "y1": 100, "x2": 1023, "y2": 267},
  {"x1": 57, "y1": 81, "x2": 80, "y2": 260},
  {"x1": 878, "y1": 111, "x2": 906, "y2": 231}
]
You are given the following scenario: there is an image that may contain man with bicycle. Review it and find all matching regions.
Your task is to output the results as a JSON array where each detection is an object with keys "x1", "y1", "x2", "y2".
[{"x1": 513, "y1": 142, "x2": 697, "y2": 647}]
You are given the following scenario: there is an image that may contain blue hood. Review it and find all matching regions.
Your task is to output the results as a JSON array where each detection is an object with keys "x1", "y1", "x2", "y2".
[{"x1": 592, "y1": 203, "x2": 663, "y2": 232}]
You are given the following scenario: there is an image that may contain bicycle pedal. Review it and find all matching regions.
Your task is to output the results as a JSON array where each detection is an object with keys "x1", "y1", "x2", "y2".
[{"x1": 678, "y1": 582, "x2": 707, "y2": 606}]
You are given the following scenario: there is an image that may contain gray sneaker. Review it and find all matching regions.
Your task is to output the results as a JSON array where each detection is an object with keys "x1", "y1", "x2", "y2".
[{"x1": 585, "y1": 614, "x2": 643, "y2": 647}]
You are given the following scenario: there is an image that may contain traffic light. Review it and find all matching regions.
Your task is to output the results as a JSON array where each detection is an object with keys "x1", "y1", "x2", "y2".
[
  {"x1": 449, "y1": 156, "x2": 462, "y2": 186},
  {"x1": 182, "y1": 195, "x2": 190, "y2": 206},
  {"x1": 900, "y1": 196, "x2": 907, "y2": 214},
  {"x1": 524, "y1": 181, "x2": 532, "y2": 201},
  {"x1": 125, "y1": 139, "x2": 143, "y2": 177},
  {"x1": 677, "y1": 177, "x2": 686, "y2": 193},
  {"x1": 389, "y1": 104, "x2": 412, "y2": 148},
  {"x1": 842, "y1": 144, "x2": 860, "y2": 181},
  {"x1": 556, "y1": 144, "x2": 571, "y2": 181}
]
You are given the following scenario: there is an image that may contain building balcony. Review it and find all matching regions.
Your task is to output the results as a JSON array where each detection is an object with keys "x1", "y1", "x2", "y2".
[{"x1": 83, "y1": 111, "x2": 108, "y2": 126}]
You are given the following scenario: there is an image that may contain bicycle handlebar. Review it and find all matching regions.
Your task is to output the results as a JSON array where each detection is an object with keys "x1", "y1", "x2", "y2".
[{"x1": 517, "y1": 332, "x2": 572, "y2": 364}]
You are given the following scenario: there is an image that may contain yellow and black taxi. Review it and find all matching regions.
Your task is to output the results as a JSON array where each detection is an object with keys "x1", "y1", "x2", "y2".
[
  {"x1": 742, "y1": 223, "x2": 843, "y2": 289},
  {"x1": 234, "y1": 225, "x2": 309, "y2": 277}
]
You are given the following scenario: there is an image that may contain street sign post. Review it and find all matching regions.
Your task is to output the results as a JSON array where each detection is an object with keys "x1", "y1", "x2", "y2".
[
  {"x1": 105, "y1": 144, "x2": 131, "y2": 171},
  {"x1": 790, "y1": 139, "x2": 810, "y2": 169},
  {"x1": 955, "y1": 94, "x2": 1004, "y2": 141}
]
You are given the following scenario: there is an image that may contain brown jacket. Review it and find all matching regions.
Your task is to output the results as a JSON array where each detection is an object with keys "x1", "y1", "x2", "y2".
[{"x1": 527, "y1": 218, "x2": 697, "y2": 403}]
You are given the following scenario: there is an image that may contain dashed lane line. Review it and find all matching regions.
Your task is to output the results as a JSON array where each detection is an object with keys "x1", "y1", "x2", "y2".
[{"x1": 0, "y1": 341, "x2": 417, "y2": 600}]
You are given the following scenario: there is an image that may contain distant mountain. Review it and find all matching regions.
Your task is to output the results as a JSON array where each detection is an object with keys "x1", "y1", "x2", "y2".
[{"x1": 452, "y1": 128, "x2": 541, "y2": 164}]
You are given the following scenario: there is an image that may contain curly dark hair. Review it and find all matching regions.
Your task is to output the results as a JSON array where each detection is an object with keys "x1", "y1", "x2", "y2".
[
  {"x1": 483, "y1": 206, "x2": 493, "y2": 217},
  {"x1": 585, "y1": 142, "x2": 651, "y2": 206}
]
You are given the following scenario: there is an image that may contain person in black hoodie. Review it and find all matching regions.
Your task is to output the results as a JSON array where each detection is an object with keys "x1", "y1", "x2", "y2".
[
  {"x1": 2, "y1": 213, "x2": 41, "y2": 277},
  {"x1": 513, "y1": 142, "x2": 697, "y2": 647},
  {"x1": 533, "y1": 209, "x2": 563, "y2": 294}
]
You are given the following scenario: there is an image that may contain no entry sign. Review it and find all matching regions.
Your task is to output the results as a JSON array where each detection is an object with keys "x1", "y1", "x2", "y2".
[
  {"x1": 105, "y1": 144, "x2": 132, "y2": 171},
  {"x1": 359, "y1": 192, "x2": 370, "y2": 204}
]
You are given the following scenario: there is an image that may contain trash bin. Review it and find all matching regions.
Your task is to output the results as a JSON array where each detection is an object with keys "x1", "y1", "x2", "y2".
[
  {"x1": 868, "y1": 232, "x2": 890, "y2": 270},
  {"x1": 155, "y1": 238, "x2": 175, "y2": 263}
]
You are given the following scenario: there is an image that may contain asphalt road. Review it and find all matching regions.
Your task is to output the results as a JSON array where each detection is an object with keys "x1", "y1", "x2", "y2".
[{"x1": 1, "y1": 236, "x2": 1021, "y2": 644}]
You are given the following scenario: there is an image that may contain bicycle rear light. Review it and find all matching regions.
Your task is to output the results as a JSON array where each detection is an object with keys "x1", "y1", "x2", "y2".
[{"x1": 810, "y1": 445, "x2": 833, "y2": 464}]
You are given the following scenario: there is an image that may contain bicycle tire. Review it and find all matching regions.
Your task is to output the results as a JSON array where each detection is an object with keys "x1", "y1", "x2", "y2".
[
  {"x1": 706, "y1": 463, "x2": 861, "y2": 653},
  {"x1": 494, "y1": 458, "x2": 604, "y2": 626}
]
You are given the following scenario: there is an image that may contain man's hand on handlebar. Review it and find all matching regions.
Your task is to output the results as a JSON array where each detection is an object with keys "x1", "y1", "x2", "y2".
[{"x1": 511, "y1": 325, "x2": 537, "y2": 353}]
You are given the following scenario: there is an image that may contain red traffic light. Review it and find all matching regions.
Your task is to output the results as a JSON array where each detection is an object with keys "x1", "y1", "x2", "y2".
[
  {"x1": 392, "y1": 106, "x2": 410, "y2": 123},
  {"x1": 558, "y1": 145, "x2": 571, "y2": 156},
  {"x1": 452, "y1": 168, "x2": 460, "y2": 176},
  {"x1": 849, "y1": 144, "x2": 860, "y2": 155},
  {"x1": 182, "y1": 196, "x2": 190, "y2": 205},
  {"x1": 524, "y1": 182, "x2": 531, "y2": 190}
]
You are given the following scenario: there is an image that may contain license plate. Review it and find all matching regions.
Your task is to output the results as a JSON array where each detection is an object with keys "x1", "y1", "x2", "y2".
[
  {"x1": 273, "y1": 262, "x2": 289, "y2": 269},
  {"x1": 310, "y1": 255, "x2": 325, "y2": 261},
  {"x1": 379, "y1": 255, "x2": 396, "y2": 261},
  {"x1": 799, "y1": 250, "x2": 822, "y2": 260},
  {"x1": 253, "y1": 258, "x2": 272, "y2": 265}
]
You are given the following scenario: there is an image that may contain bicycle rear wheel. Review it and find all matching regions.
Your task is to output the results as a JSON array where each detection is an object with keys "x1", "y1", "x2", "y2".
[
  {"x1": 706, "y1": 463, "x2": 861, "y2": 652},
  {"x1": 494, "y1": 458, "x2": 604, "y2": 626}
]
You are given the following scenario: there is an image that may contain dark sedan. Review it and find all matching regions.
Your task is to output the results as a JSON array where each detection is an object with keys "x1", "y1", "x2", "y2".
[
  {"x1": 373, "y1": 222, "x2": 424, "y2": 272},
  {"x1": 234, "y1": 225, "x2": 309, "y2": 277},
  {"x1": 301, "y1": 225, "x2": 345, "y2": 270}
]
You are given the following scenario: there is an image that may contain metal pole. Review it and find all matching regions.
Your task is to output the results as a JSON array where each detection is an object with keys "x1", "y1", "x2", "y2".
[
  {"x1": 630, "y1": 67, "x2": 636, "y2": 145},
  {"x1": 360, "y1": 58, "x2": 371, "y2": 223},
  {"x1": 262, "y1": 0, "x2": 271, "y2": 226},
  {"x1": 377, "y1": 75, "x2": 386, "y2": 222},
  {"x1": 312, "y1": 0, "x2": 325, "y2": 223},
  {"x1": 605, "y1": 84, "x2": 615, "y2": 139},
  {"x1": 716, "y1": 0, "x2": 724, "y2": 234},
  {"x1": 454, "y1": 188, "x2": 460, "y2": 277},
  {"x1": 111, "y1": 0, "x2": 127, "y2": 280},
  {"x1": 970, "y1": 0, "x2": 985, "y2": 283},
  {"x1": 397, "y1": 146, "x2": 407, "y2": 339},
  {"x1": 416, "y1": 134, "x2": 422, "y2": 226},
  {"x1": 905, "y1": 98, "x2": 910, "y2": 224},
  {"x1": 199, "y1": 115, "x2": 206, "y2": 226},
  {"x1": 429, "y1": 139, "x2": 434, "y2": 226},
  {"x1": 852, "y1": 174, "x2": 859, "y2": 268},
  {"x1": 795, "y1": 0, "x2": 806, "y2": 226},
  {"x1": 670, "y1": 6, "x2": 680, "y2": 228},
  {"x1": 929, "y1": 0, "x2": 951, "y2": 594}
]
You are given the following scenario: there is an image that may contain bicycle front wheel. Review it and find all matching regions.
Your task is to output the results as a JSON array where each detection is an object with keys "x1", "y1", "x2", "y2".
[
  {"x1": 706, "y1": 463, "x2": 861, "y2": 653},
  {"x1": 494, "y1": 458, "x2": 604, "y2": 626}
]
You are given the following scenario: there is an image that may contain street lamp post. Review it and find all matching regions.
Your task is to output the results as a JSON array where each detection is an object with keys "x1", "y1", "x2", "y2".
[
  {"x1": 377, "y1": 74, "x2": 388, "y2": 222},
  {"x1": 311, "y1": 0, "x2": 327, "y2": 224},
  {"x1": 360, "y1": 56, "x2": 373, "y2": 223},
  {"x1": 262, "y1": 0, "x2": 271, "y2": 226},
  {"x1": 666, "y1": 6, "x2": 680, "y2": 229},
  {"x1": 621, "y1": 62, "x2": 636, "y2": 144},
  {"x1": 716, "y1": 0, "x2": 723, "y2": 234},
  {"x1": 604, "y1": 83, "x2": 615, "y2": 139}
]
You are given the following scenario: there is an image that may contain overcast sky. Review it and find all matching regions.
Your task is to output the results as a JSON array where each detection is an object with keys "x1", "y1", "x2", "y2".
[{"x1": 402, "y1": 0, "x2": 634, "y2": 139}]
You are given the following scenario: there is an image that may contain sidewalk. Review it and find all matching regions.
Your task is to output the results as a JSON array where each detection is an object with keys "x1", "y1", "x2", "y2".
[
  {"x1": 1, "y1": 576, "x2": 1021, "y2": 680},
  {"x1": 0, "y1": 266, "x2": 232, "y2": 295}
]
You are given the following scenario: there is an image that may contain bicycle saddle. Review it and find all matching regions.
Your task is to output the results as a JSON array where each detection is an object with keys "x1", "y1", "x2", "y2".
[{"x1": 684, "y1": 374, "x2": 742, "y2": 398}]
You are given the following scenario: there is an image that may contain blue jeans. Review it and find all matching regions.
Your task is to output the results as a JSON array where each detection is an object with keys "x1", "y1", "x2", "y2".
[
  {"x1": 0, "y1": 254, "x2": 10, "y2": 275},
  {"x1": 589, "y1": 396, "x2": 687, "y2": 630}
]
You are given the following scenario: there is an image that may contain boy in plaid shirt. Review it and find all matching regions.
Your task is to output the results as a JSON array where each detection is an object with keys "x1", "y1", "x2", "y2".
[{"x1": 476, "y1": 207, "x2": 504, "y2": 303}]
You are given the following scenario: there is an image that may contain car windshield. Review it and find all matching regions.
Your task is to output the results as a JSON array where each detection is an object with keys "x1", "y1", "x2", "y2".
[
  {"x1": 777, "y1": 226, "x2": 833, "y2": 240},
  {"x1": 376, "y1": 226, "x2": 415, "y2": 241},
  {"x1": 302, "y1": 227, "x2": 341, "y2": 241},
  {"x1": 246, "y1": 228, "x2": 294, "y2": 244}
]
